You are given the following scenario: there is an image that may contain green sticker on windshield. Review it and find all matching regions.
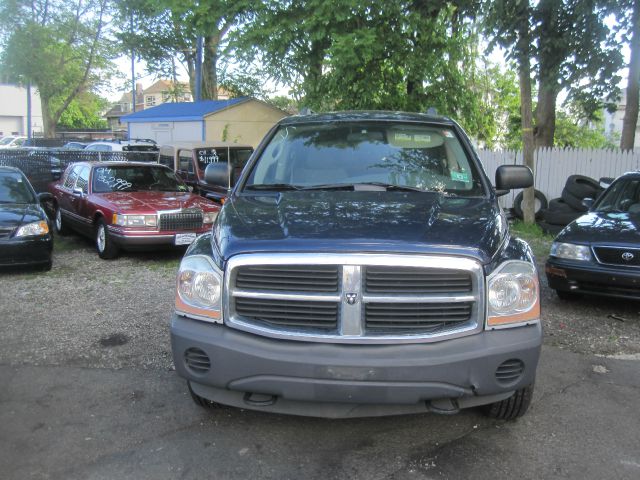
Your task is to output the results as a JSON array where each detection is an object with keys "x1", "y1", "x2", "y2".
[{"x1": 450, "y1": 170, "x2": 470, "y2": 182}]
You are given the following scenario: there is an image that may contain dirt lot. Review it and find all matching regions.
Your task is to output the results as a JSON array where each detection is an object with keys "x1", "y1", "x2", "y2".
[
  {"x1": 2, "y1": 231, "x2": 640, "y2": 480},
  {"x1": 1, "y1": 231, "x2": 639, "y2": 373}
]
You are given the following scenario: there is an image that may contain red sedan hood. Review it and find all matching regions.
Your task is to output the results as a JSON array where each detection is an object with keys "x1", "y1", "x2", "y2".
[{"x1": 97, "y1": 191, "x2": 218, "y2": 213}]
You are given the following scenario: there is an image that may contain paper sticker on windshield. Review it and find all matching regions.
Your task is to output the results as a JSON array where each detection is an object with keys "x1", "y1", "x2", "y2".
[
  {"x1": 442, "y1": 130, "x2": 454, "y2": 138},
  {"x1": 450, "y1": 170, "x2": 470, "y2": 182}
]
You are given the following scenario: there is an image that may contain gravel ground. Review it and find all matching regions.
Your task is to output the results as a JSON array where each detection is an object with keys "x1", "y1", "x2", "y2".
[{"x1": 1, "y1": 232, "x2": 640, "y2": 372}]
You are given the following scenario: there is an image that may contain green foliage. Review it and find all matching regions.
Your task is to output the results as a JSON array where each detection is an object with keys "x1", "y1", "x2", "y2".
[
  {"x1": 0, "y1": 0, "x2": 116, "y2": 137},
  {"x1": 58, "y1": 93, "x2": 109, "y2": 130},
  {"x1": 553, "y1": 109, "x2": 616, "y2": 149}
]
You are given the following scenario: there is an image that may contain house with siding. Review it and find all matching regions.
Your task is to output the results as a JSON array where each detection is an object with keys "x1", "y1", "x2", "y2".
[{"x1": 121, "y1": 97, "x2": 288, "y2": 147}]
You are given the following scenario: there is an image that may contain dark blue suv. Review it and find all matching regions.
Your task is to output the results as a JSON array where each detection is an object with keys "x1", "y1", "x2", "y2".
[{"x1": 170, "y1": 111, "x2": 541, "y2": 419}]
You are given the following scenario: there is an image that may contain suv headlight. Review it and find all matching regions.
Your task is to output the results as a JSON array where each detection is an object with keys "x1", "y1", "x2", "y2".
[
  {"x1": 175, "y1": 255, "x2": 223, "y2": 323},
  {"x1": 550, "y1": 242, "x2": 592, "y2": 261},
  {"x1": 113, "y1": 214, "x2": 157, "y2": 227},
  {"x1": 15, "y1": 220, "x2": 49, "y2": 237},
  {"x1": 487, "y1": 261, "x2": 540, "y2": 328}
]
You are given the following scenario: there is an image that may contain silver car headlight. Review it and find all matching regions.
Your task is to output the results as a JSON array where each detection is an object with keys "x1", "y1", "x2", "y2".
[
  {"x1": 175, "y1": 255, "x2": 223, "y2": 323},
  {"x1": 15, "y1": 220, "x2": 49, "y2": 237},
  {"x1": 203, "y1": 211, "x2": 218, "y2": 224},
  {"x1": 113, "y1": 214, "x2": 157, "y2": 227},
  {"x1": 487, "y1": 260, "x2": 540, "y2": 328},
  {"x1": 550, "y1": 242, "x2": 592, "y2": 261}
]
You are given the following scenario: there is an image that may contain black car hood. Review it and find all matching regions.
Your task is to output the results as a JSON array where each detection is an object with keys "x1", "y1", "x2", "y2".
[
  {"x1": 213, "y1": 191, "x2": 506, "y2": 264},
  {"x1": 559, "y1": 211, "x2": 640, "y2": 245},
  {"x1": 0, "y1": 203, "x2": 44, "y2": 229}
]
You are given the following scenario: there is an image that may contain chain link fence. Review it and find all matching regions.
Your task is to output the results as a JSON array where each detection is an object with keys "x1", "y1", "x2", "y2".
[{"x1": 0, "y1": 149, "x2": 160, "y2": 192}]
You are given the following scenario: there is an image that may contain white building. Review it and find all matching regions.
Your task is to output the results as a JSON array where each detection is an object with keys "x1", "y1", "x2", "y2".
[
  {"x1": 0, "y1": 84, "x2": 44, "y2": 137},
  {"x1": 604, "y1": 89, "x2": 640, "y2": 149}
]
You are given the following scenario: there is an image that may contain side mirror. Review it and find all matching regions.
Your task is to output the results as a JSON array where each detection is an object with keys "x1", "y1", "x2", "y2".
[
  {"x1": 582, "y1": 198, "x2": 594, "y2": 209},
  {"x1": 205, "y1": 163, "x2": 230, "y2": 188},
  {"x1": 38, "y1": 192, "x2": 53, "y2": 202},
  {"x1": 495, "y1": 165, "x2": 533, "y2": 192},
  {"x1": 72, "y1": 187, "x2": 84, "y2": 197}
]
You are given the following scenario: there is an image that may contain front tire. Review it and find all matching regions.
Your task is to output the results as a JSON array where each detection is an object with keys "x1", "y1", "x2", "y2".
[
  {"x1": 483, "y1": 384, "x2": 534, "y2": 420},
  {"x1": 95, "y1": 219, "x2": 119, "y2": 259},
  {"x1": 53, "y1": 204, "x2": 68, "y2": 235}
]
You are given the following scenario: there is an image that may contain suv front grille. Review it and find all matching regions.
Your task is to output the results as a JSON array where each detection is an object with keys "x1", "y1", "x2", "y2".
[
  {"x1": 365, "y1": 266, "x2": 472, "y2": 293},
  {"x1": 227, "y1": 254, "x2": 484, "y2": 344},
  {"x1": 236, "y1": 265, "x2": 339, "y2": 292},
  {"x1": 158, "y1": 210, "x2": 203, "y2": 231},
  {"x1": 0, "y1": 227, "x2": 14, "y2": 239}
]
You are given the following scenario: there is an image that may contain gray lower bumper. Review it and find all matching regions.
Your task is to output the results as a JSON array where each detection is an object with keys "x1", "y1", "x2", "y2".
[{"x1": 171, "y1": 314, "x2": 542, "y2": 417}]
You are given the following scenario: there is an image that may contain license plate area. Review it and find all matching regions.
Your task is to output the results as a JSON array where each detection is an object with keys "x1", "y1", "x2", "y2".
[{"x1": 175, "y1": 233, "x2": 197, "y2": 245}]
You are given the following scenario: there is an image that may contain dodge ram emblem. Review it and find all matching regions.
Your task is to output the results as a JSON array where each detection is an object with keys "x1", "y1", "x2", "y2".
[
  {"x1": 622, "y1": 252, "x2": 635, "y2": 261},
  {"x1": 345, "y1": 293, "x2": 358, "y2": 305}
]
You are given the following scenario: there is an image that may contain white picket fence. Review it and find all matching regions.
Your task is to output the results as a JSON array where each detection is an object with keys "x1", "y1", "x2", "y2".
[{"x1": 477, "y1": 148, "x2": 640, "y2": 209}]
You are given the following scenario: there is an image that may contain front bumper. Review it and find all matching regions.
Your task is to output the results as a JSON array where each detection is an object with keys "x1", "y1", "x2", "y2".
[
  {"x1": 171, "y1": 314, "x2": 542, "y2": 417},
  {"x1": 0, "y1": 235, "x2": 52, "y2": 268},
  {"x1": 546, "y1": 257, "x2": 640, "y2": 299},
  {"x1": 108, "y1": 228, "x2": 210, "y2": 249}
]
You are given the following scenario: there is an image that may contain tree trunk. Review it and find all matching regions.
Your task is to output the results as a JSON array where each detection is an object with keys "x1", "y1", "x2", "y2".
[
  {"x1": 517, "y1": 2, "x2": 536, "y2": 224},
  {"x1": 534, "y1": 83, "x2": 558, "y2": 147},
  {"x1": 621, "y1": 0, "x2": 640, "y2": 151},
  {"x1": 41, "y1": 96, "x2": 56, "y2": 138},
  {"x1": 202, "y1": 35, "x2": 220, "y2": 100}
]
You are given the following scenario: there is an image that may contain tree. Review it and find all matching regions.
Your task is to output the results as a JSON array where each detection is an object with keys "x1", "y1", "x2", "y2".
[
  {"x1": 58, "y1": 92, "x2": 109, "y2": 130},
  {"x1": 232, "y1": 1, "x2": 522, "y2": 143},
  {"x1": 0, "y1": 0, "x2": 116, "y2": 137},
  {"x1": 117, "y1": 0, "x2": 253, "y2": 101},
  {"x1": 533, "y1": 0, "x2": 622, "y2": 147},
  {"x1": 486, "y1": 0, "x2": 536, "y2": 223},
  {"x1": 618, "y1": 0, "x2": 640, "y2": 150}
]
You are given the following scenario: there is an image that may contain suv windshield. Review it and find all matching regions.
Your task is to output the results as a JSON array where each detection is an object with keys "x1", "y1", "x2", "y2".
[
  {"x1": 0, "y1": 172, "x2": 36, "y2": 203},
  {"x1": 244, "y1": 122, "x2": 484, "y2": 195},
  {"x1": 92, "y1": 166, "x2": 189, "y2": 193}
]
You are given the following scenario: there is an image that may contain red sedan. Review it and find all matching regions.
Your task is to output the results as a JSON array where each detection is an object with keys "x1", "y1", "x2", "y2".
[{"x1": 49, "y1": 162, "x2": 220, "y2": 259}]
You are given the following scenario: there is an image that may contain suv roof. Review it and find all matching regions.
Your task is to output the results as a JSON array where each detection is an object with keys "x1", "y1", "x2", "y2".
[{"x1": 279, "y1": 110, "x2": 453, "y2": 126}]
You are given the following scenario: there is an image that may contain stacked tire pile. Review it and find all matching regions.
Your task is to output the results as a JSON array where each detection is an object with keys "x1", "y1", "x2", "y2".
[{"x1": 538, "y1": 175, "x2": 603, "y2": 235}]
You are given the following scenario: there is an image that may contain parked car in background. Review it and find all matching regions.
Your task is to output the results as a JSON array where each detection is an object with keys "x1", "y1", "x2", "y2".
[
  {"x1": 61, "y1": 141, "x2": 88, "y2": 150},
  {"x1": 0, "y1": 136, "x2": 27, "y2": 149},
  {"x1": 84, "y1": 139, "x2": 158, "y2": 153},
  {"x1": 49, "y1": 162, "x2": 220, "y2": 259},
  {"x1": 158, "y1": 142, "x2": 253, "y2": 203},
  {"x1": 547, "y1": 172, "x2": 640, "y2": 300},
  {"x1": 0, "y1": 166, "x2": 53, "y2": 270}
]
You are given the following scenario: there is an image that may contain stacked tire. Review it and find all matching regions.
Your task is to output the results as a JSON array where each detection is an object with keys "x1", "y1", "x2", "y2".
[{"x1": 538, "y1": 175, "x2": 603, "y2": 235}]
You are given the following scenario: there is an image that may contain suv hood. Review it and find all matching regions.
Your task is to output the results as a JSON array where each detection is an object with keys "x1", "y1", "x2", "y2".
[{"x1": 214, "y1": 192, "x2": 506, "y2": 264}]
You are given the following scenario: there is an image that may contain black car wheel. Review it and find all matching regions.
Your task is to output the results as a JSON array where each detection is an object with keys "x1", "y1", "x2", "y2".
[
  {"x1": 483, "y1": 384, "x2": 534, "y2": 420},
  {"x1": 53, "y1": 204, "x2": 69, "y2": 235},
  {"x1": 95, "y1": 219, "x2": 119, "y2": 260},
  {"x1": 564, "y1": 175, "x2": 601, "y2": 199},
  {"x1": 561, "y1": 187, "x2": 589, "y2": 212}
]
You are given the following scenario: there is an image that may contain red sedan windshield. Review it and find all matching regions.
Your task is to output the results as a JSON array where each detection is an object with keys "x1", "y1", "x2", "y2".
[{"x1": 92, "y1": 166, "x2": 189, "y2": 193}]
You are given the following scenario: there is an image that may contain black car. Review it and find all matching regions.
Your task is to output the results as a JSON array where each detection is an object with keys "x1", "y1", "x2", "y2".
[
  {"x1": 0, "y1": 166, "x2": 54, "y2": 271},
  {"x1": 546, "y1": 171, "x2": 640, "y2": 300}
]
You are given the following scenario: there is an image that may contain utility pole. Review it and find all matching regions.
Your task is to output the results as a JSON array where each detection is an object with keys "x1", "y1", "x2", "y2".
[
  {"x1": 195, "y1": 36, "x2": 203, "y2": 102},
  {"x1": 26, "y1": 82, "x2": 32, "y2": 140},
  {"x1": 130, "y1": 13, "x2": 136, "y2": 113}
]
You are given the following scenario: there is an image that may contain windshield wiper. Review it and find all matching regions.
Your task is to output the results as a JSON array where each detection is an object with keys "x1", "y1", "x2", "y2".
[
  {"x1": 300, "y1": 182, "x2": 431, "y2": 193},
  {"x1": 245, "y1": 183, "x2": 302, "y2": 191}
]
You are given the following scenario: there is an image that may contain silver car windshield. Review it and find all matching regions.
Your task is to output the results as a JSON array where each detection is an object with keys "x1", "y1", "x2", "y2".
[{"x1": 244, "y1": 122, "x2": 484, "y2": 195}]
